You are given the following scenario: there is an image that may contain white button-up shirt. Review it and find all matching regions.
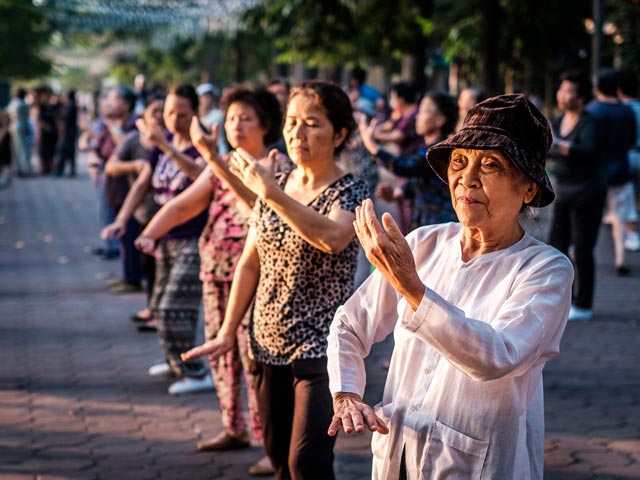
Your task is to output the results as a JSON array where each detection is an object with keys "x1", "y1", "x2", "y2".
[{"x1": 328, "y1": 223, "x2": 573, "y2": 480}]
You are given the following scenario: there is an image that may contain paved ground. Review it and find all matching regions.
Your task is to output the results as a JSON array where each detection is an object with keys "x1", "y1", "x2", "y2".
[{"x1": 0, "y1": 159, "x2": 638, "y2": 479}]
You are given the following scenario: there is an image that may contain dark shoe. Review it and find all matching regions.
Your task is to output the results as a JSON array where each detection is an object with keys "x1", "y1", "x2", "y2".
[
  {"x1": 110, "y1": 282, "x2": 142, "y2": 294},
  {"x1": 248, "y1": 455, "x2": 275, "y2": 476},
  {"x1": 137, "y1": 321, "x2": 157, "y2": 333},
  {"x1": 92, "y1": 246, "x2": 106, "y2": 256},
  {"x1": 197, "y1": 432, "x2": 250, "y2": 452},
  {"x1": 100, "y1": 249, "x2": 120, "y2": 260},
  {"x1": 616, "y1": 265, "x2": 631, "y2": 277}
]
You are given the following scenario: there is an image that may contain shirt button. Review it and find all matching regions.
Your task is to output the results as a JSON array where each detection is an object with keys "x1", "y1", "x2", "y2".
[
  {"x1": 424, "y1": 368, "x2": 431, "y2": 375},
  {"x1": 411, "y1": 406, "x2": 418, "y2": 412}
]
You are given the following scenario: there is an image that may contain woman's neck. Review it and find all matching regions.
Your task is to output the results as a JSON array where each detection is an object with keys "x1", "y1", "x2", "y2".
[
  {"x1": 459, "y1": 223, "x2": 524, "y2": 262},
  {"x1": 295, "y1": 160, "x2": 343, "y2": 189},
  {"x1": 172, "y1": 131, "x2": 191, "y2": 149}
]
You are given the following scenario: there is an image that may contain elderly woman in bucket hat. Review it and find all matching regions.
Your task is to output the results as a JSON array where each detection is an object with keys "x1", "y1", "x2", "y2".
[{"x1": 327, "y1": 94, "x2": 574, "y2": 479}]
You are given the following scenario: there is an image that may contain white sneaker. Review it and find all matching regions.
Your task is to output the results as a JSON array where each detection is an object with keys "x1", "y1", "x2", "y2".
[
  {"x1": 148, "y1": 362, "x2": 172, "y2": 377},
  {"x1": 168, "y1": 374, "x2": 214, "y2": 395},
  {"x1": 567, "y1": 306, "x2": 592, "y2": 322},
  {"x1": 624, "y1": 231, "x2": 640, "y2": 252}
]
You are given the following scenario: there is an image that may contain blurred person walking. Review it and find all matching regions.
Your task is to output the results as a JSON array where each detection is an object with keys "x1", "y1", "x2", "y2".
[
  {"x1": 182, "y1": 80, "x2": 369, "y2": 479},
  {"x1": 0, "y1": 110, "x2": 12, "y2": 188},
  {"x1": 55, "y1": 90, "x2": 78, "y2": 177},
  {"x1": 6, "y1": 87, "x2": 33, "y2": 176},
  {"x1": 547, "y1": 71, "x2": 603, "y2": 322},
  {"x1": 587, "y1": 69, "x2": 638, "y2": 276},
  {"x1": 618, "y1": 71, "x2": 640, "y2": 251},
  {"x1": 35, "y1": 85, "x2": 59, "y2": 175},
  {"x1": 103, "y1": 84, "x2": 211, "y2": 395}
]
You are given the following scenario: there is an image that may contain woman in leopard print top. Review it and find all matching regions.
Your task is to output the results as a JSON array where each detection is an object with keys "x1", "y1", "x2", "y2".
[{"x1": 184, "y1": 81, "x2": 369, "y2": 479}]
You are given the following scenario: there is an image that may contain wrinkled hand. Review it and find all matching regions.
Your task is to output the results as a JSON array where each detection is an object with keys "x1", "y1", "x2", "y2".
[
  {"x1": 134, "y1": 235, "x2": 156, "y2": 255},
  {"x1": 354, "y1": 199, "x2": 424, "y2": 309},
  {"x1": 101, "y1": 221, "x2": 125, "y2": 239},
  {"x1": 190, "y1": 116, "x2": 219, "y2": 162},
  {"x1": 328, "y1": 392, "x2": 389, "y2": 436},
  {"x1": 181, "y1": 332, "x2": 235, "y2": 363},
  {"x1": 136, "y1": 117, "x2": 166, "y2": 147},
  {"x1": 229, "y1": 148, "x2": 278, "y2": 199}
]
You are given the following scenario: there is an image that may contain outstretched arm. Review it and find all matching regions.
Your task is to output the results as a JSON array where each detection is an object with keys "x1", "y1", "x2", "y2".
[{"x1": 230, "y1": 148, "x2": 357, "y2": 254}]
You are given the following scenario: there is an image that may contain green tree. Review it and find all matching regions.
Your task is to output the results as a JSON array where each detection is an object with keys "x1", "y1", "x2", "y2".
[{"x1": 0, "y1": 0, "x2": 52, "y2": 79}]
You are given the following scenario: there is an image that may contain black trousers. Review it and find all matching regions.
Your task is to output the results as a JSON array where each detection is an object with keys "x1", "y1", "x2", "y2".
[
  {"x1": 548, "y1": 187, "x2": 607, "y2": 309},
  {"x1": 255, "y1": 359, "x2": 336, "y2": 480}
]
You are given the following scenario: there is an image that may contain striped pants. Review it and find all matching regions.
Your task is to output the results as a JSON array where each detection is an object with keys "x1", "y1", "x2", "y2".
[
  {"x1": 203, "y1": 280, "x2": 262, "y2": 441},
  {"x1": 151, "y1": 237, "x2": 207, "y2": 379}
]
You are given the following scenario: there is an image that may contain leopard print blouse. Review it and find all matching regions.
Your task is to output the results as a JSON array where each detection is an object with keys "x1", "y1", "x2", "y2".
[{"x1": 249, "y1": 170, "x2": 369, "y2": 365}]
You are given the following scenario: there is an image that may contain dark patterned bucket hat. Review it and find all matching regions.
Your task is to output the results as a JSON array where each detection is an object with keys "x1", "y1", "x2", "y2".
[{"x1": 426, "y1": 93, "x2": 554, "y2": 208}]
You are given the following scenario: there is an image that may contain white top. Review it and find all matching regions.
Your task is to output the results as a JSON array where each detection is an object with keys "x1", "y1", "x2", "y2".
[{"x1": 327, "y1": 222, "x2": 573, "y2": 480}]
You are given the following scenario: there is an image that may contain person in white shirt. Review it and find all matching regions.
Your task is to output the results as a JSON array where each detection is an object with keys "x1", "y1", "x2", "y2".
[{"x1": 327, "y1": 94, "x2": 574, "y2": 480}]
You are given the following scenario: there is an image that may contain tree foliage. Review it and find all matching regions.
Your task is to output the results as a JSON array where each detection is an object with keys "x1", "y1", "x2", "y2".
[{"x1": 0, "y1": 0, "x2": 53, "y2": 79}]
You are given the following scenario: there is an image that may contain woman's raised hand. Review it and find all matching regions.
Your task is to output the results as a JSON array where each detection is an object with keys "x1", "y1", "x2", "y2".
[
  {"x1": 136, "y1": 117, "x2": 166, "y2": 147},
  {"x1": 229, "y1": 147, "x2": 278, "y2": 199},
  {"x1": 354, "y1": 199, "x2": 424, "y2": 310},
  {"x1": 189, "y1": 116, "x2": 219, "y2": 161},
  {"x1": 328, "y1": 392, "x2": 389, "y2": 436}
]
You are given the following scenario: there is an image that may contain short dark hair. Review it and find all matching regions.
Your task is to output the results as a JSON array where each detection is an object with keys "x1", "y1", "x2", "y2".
[
  {"x1": 559, "y1": 70, "x2": 593, "y2": 103},
  {"x1": 168, "y1": 84, "x2": 199, "y2": 112},
  {"x1": 220, "y1": 85, "x2": 283, "y2": 146},
  {"x1": 424, "y1": 91, "x2": 458, "y2": 137},
  {"x1": 391, "y1": 81, "x2": 418, "y2": 104},
  {"x1": 619, "y1": 71, "x2": 638, "y2": 98},
  {"x1": 287, "y1": 80, "x2": 356, "y2": 154},
  {"x1": 267, "y1": 77, "x2": 290, "y2": 91},
  {"x1": 143, "y1": 93, "x2": 166, "y2": 109},
  {"x1": 16, "y1": 88, "x2": 27, "y2": 99},
  {"x1": 114, "y1": 85, "x2": 136, "y2": 113},
  {"x1": 350, "y1": 66, "x2": 367, "y2": 85},
  {"x1": 596, "y1": 69, "x2": 619, "y2": 97}
]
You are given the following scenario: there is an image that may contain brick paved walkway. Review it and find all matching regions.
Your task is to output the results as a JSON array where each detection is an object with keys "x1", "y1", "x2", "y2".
[{"x1": 0, "y1": 160, "x2": 638, "y2": 479}]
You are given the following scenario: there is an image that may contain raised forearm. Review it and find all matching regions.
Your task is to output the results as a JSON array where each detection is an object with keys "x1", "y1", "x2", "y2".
[
  {"x1": 204, "y1": 152, "x2": 257, "y2": 209},
  {"x1": 264, "y1": 188, "x2": 354, "y2": 254}
]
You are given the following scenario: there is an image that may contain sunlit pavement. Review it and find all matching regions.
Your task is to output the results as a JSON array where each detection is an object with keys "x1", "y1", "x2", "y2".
[{"x1": 1, "y1": 157, "x2": 639, "y2": 479}]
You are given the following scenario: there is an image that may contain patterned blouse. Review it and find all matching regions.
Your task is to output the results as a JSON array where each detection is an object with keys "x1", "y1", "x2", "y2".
[
  {"x1": 198, "y1": 152, "x2": 291, "y2": 283},
  {"x1": 249, "y1": 170, "x2": 369, "y2": 365}
]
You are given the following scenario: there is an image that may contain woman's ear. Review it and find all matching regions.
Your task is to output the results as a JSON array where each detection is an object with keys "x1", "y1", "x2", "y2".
[
  {"x1": 333, "y1": 127, "x2": 348, "y2": 149},
  {"x1": 524, "y1": 182, "x2": 539, "y2": 204}
]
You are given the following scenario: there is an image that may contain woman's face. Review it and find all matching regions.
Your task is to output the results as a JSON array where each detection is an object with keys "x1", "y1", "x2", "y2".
[
  {"x1": 283, "y1": 93, "x2": 346, "y2": 167},
  {"x1": 556, "y1": 80, "x2": 582, "y2": 112},
  {"x1": 143, "y1": 99, "x2": 164, "y2": 128},
  {"x1": 448, "y1": 148, "x2": 538, "y2": 231},
  {"x1": 224, "y1": 101, "x2": 267, "y2": 152},
  {"x1": 415, "y1": 97, "x2": 443, "y2": 137},
  {"x1": 163, "y1": 94, "x2": 194, "y2": 135},
  {"x1": 106, "y1": 89, "x2": 127, "y2": 119}
]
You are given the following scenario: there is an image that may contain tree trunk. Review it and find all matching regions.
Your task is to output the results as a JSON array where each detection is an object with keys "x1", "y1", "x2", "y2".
[{"x1": 481, "y1": 0, "x2": 501, "y2": 96}]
